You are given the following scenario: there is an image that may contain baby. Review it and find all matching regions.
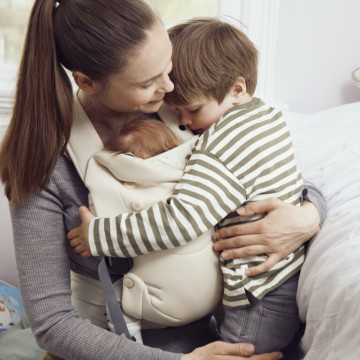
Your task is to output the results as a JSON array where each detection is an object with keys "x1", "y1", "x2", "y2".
[{"x1": 106, "y1": 117, "x2": 181, "y2": 158}]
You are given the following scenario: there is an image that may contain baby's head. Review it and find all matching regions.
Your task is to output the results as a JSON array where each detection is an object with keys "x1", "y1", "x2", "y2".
[
  {"x1": 107, "y1": 117, "x2": 181, "y2": 159},
  {"x1": 165, "y1": 17, "x2": 258, "y2": 133}
]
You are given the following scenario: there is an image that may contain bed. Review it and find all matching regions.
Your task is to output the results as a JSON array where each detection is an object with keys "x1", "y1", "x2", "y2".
[
  {"x1": 284, "y1": 101, "x2": 360, "y2": 359},
  {"x1": 0, "y1": 101, "x2": 359, "y2": 359}
]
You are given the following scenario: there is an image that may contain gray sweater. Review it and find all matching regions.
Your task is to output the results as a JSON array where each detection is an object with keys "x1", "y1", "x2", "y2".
[
  {"x1": 11, "y1": 155, "x2": 185, "y2": 360},
  {"x1": 10, "y1": 155, "x2": 326, "y2": 359}
]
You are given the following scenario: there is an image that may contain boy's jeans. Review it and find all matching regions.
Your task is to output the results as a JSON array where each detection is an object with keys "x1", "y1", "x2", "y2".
[{"x1": 220, "y1": 273, "x2": 301, "y2": 354}]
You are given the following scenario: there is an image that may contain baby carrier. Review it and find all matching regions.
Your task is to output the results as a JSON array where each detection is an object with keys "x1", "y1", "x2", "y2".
[{"x1": 67, "y1": 99, "x2": 222, "y2": 337}]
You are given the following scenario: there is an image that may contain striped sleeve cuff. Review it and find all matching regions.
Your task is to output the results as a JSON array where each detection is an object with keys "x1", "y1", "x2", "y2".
[{"x1": 88, "y1": 217, "x2": 100, "y2": 256}]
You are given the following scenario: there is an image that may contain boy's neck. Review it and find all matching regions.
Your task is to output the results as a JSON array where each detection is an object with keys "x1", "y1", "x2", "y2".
[
  {"x1": 221, "y1": 94, "x2": 254, "y2": 120},
  {"x1": 237, "y1": 93, "x2": 253, "y2": 106}
]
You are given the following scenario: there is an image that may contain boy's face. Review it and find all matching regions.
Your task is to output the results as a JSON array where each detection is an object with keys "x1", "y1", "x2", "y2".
[{"x1": 175, "y1": 94, "x2": 235, "y2": 134}]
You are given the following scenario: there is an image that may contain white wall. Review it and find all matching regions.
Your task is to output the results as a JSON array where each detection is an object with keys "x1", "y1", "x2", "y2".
[
  {"x1": 0, "y1": 65, "x2": 17, "y2": 286},
  {"x1": 274, "y1": 0, "x2": 360, "y2": 113},
  {"x1": 0, "y1": 126, "x2": 18, "y2": 287}
]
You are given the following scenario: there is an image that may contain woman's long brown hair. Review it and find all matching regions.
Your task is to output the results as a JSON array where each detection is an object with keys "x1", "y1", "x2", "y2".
[{"x1": 0, "y1": 0, "x2": 158, "y2": 207}]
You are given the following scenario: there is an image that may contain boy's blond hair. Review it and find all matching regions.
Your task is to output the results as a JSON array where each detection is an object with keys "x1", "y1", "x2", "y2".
[
  {"x1": 107, "y1": 118, "x2": 180, "y2": 158},
  {"x1": 165, "y1": 17, "x2": 258, "y2": 106}
]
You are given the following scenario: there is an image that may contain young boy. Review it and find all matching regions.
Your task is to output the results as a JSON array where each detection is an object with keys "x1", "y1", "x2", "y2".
[{"x1": 69, "y1": 17, "x2": 304, "y2": 353}]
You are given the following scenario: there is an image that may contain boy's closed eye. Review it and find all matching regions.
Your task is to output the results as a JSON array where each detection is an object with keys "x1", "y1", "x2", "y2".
[{"x1": 189, "y1": 107, "x2": 201, "y2": 114}]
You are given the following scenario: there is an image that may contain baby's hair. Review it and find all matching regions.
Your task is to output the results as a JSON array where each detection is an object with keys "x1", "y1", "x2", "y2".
[
  {"x1": 107, "y1": 118, "x2": 181, "y2": 159},
  {"x1": 165, "y1": 17, "x2": 258, "y2": 106}
]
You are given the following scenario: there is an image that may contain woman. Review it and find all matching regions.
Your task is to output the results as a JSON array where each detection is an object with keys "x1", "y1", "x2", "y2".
[{"x1": 0, "y1": 0, "x2": 325, "y2": 359}]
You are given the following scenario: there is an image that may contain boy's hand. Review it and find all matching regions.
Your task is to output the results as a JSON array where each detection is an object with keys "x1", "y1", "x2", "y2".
[{"x1": 67, "y1": 206, "x2": 95, "y2": 258}]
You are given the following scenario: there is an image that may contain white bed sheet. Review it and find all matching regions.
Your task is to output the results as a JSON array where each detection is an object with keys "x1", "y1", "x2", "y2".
[{"x1": 283, "y1": 102, "x2": 360, "y2": 360}]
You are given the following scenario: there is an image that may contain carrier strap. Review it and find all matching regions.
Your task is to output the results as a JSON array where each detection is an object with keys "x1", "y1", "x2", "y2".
[{"x1": 98, "y1": 257, "x2": 134, "y2": 340}]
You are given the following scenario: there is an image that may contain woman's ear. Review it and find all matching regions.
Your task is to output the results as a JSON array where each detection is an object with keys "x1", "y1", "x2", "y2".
[
  {"x1": 72, "y1": 71, "x2": 100, "y2": 95},
  {"x1": 231, "y1": 77, "x2": 247, "y2": 105}
]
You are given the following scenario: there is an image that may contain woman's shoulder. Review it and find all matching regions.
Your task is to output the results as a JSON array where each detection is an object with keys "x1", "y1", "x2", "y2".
[
  {"x1": 49, "y1": 154, "x2": 88, "y2": 202},
  {"x1": 52, "y1": 155, "x2": 82, "y2": 183}
]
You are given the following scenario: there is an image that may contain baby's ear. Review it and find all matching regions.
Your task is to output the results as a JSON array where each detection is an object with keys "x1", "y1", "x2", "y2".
[
  {"x1": 72, "y1": 71, "x2": 101, "y2": 95},
  {"x1": 231, "y1": 77, "x2": 247, "y2": 104}
]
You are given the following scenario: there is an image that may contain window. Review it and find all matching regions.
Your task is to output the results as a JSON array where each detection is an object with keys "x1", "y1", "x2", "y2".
[
  {"x1": 0, "y1": 0, "x2": 33, "y2": 64},
  {"x1": 147, "y1": 0, "x2": 217, "y2": 27},
  {"x1": 0, "y1": 0, "x2": 33, "y2": 124},
  {"x1": 0, "y1": 0, "x2": 278, "y2": 124},
  {"x1": 0, "y1": 1, "x2": 218, "y2": 124},
  {"x1": 0, "y1": 0, "x2": 217, "y2": 66}
]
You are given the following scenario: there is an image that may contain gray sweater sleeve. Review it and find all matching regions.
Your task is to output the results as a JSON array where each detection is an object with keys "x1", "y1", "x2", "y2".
[
  {"x1": 303, "y1": 178, "x2": 327, "y2": 226},
  {"x1": 11, "y1": 156, "x2": 181, "y2": 360}
]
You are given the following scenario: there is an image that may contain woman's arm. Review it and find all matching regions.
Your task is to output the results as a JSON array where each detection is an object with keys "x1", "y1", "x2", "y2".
[
  {"x1": 14, "y1": 156, "x2": 283, "y2": 360},
  {"x1": 214, "y1": 179, "x2": 327, "y2": 276},
  {"x1": 182, "y1": 342, "x2": 283, "y2": 360},
  {"x1": 11, "y1": 157, "x2": 179, "y2": 360}
]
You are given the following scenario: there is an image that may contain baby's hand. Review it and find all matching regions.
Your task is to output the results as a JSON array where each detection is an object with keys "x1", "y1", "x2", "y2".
[{"x1": 67, "y1": 206, "x2": 95, "y2": 258}]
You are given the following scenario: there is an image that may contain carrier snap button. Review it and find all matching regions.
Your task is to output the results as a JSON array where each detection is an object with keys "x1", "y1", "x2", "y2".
[
  {"x1": 123, "y1": 181, "x2": 136, "y2": 189},
  {"x1": 131, "y1": 200, "x2": 144, "y2": 211},
  {"x1": 124, "y1": 277, "x2": 134, "y2": 288}
]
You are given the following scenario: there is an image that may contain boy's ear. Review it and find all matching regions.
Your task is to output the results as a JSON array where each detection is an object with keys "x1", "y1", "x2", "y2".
[
  {"x1": 72, "y1": 71, "x2": 100, "y2": 95},
  {"x1": 231, "y1": 77, "x2": 247, "y2": 104}
]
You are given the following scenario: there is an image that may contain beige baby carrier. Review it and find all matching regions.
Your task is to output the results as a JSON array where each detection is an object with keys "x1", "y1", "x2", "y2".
[{"x1": 67, "y1": 98, "x2": 222, "y2": 333}]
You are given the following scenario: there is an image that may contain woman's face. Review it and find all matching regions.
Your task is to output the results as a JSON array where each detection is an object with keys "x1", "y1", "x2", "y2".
[{"x1": 98, "y1": 23, "x2": 174, "y2": 115}]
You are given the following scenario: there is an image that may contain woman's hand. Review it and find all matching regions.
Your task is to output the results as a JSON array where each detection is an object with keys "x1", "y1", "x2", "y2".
[
  {"x1": 181, "y1": 342, "x2": 283, "y2": 360},
  {"x1": 67, "y1": 206, "x2": 95, "y2": 257},
  {"x1": 214, "y1": 198, "x2": 320, "y2": 276}
]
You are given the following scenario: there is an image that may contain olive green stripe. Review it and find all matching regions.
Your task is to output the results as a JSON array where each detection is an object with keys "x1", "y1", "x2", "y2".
[
  {"x1": 247, "y1": 264, "x2": 303, "y2": 299},
  {"x1": 276, "y1": 184, "x2": 304, "y2": 205},
  {"x1": 223, "y1": 275, "x2": 252, "y2": 289},
  {"x1": 227, "y1": 125, "x2": 290, "y2": 171},
  {"x1": 135, "y1": 212, "x2": 154, "y2": 253},
  {"x1": 199, "y1": 128, "x2": 210, "y2": 151},
  {"x1": 241, "y1": 147, "x2": 295, "y2": 187},
  {"x1": 102, "y1": 218, "x2": 116, "y2": 257},
  {"x1": 158, "y1": 201, "x2": 194, "y2": 244},
  {"x1": 115, "y1": 216, "x2": 131, "y2": 257},
  {"x1": 246, "y1": 247, "x2": 305, "y2": 284},
  {"x1": 158, "y1": 203, "x2": 182, "y2": 248},
  {"x1": 222, "y1": 292, "x2": 248, "y2": 302},
  {"x1": 218, "y1": 107, "x2": 276, "y2": 136},
  {"x1": 93, "y1": 218, "x2": 104, "y2": 256},
  {"x1": 124, "y1": 215, "x2": 143, "y2": 256},
  {"x1": 234, "y1": 149, "x2": 295, "y2": 189},
  {"x1": 147, "y1": 207, "x2": 169, "y2": 251},
  {"x1": 211, "y1": 111, "x2": 283, "y2": 158},
  {"x1": 172, "y1": 190, "x2": 216, "y2": 228},
  {"x1": 175, "y1": 180, "x2": 238, "y2": 222},
  {"x1": 207, "y1": 104, "x2": 265, "y2": 150},
  {"x1": 172, "y1": 197, "x2": 206, "y2": 237},
  {"x1": 247, "y1": 165, "x2": 300, "y2": 195},
  {"x1": 215, "y1": 106, "x2": 273, "y2": 140},
  {"x1": 178, "y1": 169, "x2": 242, "y2": 207},
  {"x1": 185, "y1": 154, "x2": 246, "y2": 204},
  {"x1": 222, "y1": 247, "x2": 305, "y2": 288}
]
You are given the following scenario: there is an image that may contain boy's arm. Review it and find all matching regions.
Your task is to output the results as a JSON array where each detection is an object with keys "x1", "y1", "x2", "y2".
[
  {"x1": 68, "y1": 206, "x2": 95, "y2": 257},
  {"x1": 69, "y1": 151, "x2": 247, "y2": 258}
]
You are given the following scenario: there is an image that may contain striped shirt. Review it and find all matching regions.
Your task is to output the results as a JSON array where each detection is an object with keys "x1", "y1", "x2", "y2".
[{"x1": 89, "y1": 97, "x2": 304, "y2": 308}]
